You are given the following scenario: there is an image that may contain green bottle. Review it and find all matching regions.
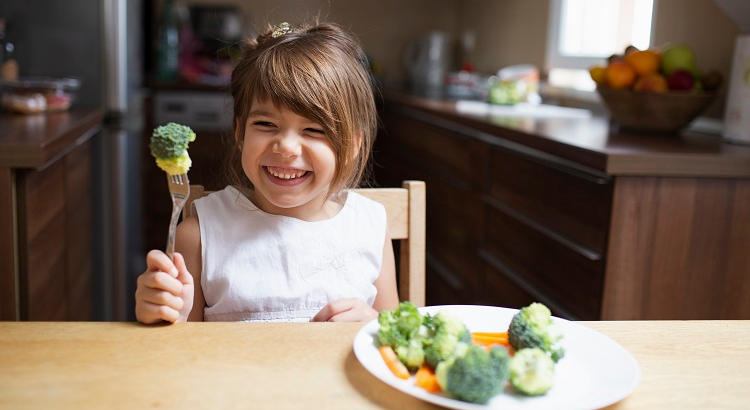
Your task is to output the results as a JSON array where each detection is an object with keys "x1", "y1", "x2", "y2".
[{"x1": 156, "y1": 0, "x2": 179, "y2": 80}]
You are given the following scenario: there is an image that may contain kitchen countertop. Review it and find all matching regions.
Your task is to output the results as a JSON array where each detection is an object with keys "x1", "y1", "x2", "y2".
[
  {"x1": 0, "y1": 320, "x2": 748, "y2": 409},
  {"x1": 0, "y1": 109, "x2": 104, "y2": 169},
  {"x1": 384, "y1": 90, "x2": 750, "y2": 178}
]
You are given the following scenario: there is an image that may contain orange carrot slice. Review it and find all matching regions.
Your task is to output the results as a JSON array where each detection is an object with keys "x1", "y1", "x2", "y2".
[
  {"x1": 471, "y1": 332, "x2": 510, "y2": 347},
  {"x1": 415, "y1": 365, "x2": 441, "y2": 392},
  {"x1": 471, "y1": 331, "x2": 508, "y2": 338},
  {"x1": 378, "y1": 345, "x2": 410, "y2": 379}
]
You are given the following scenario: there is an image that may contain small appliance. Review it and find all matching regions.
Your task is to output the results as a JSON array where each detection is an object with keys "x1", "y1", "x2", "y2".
[
  {"x1": 403, "y1": 31, "x2": 452, "y2": 96},
  {"x1": 714, "y1": 0, "x2": 750, "y2": 144}
]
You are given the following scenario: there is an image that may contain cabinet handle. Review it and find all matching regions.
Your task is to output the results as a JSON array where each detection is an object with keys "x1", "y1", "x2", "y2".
[
  {"x1": 479, "y1": 249, "x2": 580, "y2": 321},
  {"x1": 483, "y1": 195, "x2": 603, "y2": 262}
]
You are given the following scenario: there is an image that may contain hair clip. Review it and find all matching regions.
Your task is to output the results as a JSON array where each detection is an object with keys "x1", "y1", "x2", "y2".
[{"x1": 271, "y1": 22, "x2": 292, "y2": 38}]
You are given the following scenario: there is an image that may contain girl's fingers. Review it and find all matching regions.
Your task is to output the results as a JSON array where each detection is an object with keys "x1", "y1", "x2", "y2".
[
  {"x1": 328, "y1": 309, "x2": 364, "y2": 322},
  {"x1": 137, "y1": 302, "x2": 180, "y2": 324},
  {"x1": 146, "y1": 249, "x2": 178, "y2": 277},
  {"x1": 328, "y1": 305, "x2": 378, "y2": 322},
  {"x1": 310, "y1": 298, "x2": 366, "y2": 322},
  {"x1": 172, "y1": 252, "x2": 193, "y2": 286},
  {"x1": 137, "y1": 287, "x2": 184, "y2": 311},
  {"x1": 310, "y1": 298, "x2": 356, "y2": 322},
  {"x1": 137, "y1": 271, "x2": 183, "y2": 296}
]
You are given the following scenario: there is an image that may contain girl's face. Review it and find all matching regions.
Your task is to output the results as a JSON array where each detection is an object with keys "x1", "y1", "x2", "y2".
[{"x1": 240, "y1": 99, "x2": 337, "y2": 219}]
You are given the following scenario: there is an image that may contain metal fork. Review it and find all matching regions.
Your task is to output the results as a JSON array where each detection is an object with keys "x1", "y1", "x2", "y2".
[{"x1": 165, "y1": 173, "x2": 190, "y2": 258}]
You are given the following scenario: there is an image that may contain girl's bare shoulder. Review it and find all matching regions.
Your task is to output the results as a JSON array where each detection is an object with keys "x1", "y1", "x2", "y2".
[{"x1": 176, "y1": 215, "x2": 201, "y2": 247}]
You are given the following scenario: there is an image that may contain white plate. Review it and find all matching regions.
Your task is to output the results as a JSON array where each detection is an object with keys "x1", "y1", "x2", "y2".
[{"x1": 353, "y1": 305, "x2": 640, "y2": 410}]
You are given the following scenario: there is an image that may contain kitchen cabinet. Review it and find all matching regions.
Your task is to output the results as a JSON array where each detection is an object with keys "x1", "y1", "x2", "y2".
[
  {"x1": 0, "y1": 110, "x2": 103, "y2": 320},
  {"x1": 375, "y1": 91, "x2": 750, "y2": 320}
]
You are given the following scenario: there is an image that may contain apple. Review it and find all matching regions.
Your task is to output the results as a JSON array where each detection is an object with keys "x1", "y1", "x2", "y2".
[
  {"x1": 634, "y1": 73, "x2": 668, "y2": 92},
  {"x1": 667, "y1": 69, "x2": 695, "y2": 90},
  {"x1": 661, "y1": 45, "x2": 696, "y2": 76}
]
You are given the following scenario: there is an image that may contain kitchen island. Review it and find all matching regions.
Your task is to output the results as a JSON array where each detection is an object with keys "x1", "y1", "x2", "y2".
[
  {"x1": 376, "y1": 91, "x2": 750, "y2": 320},
  {"x1": 0, "y1": 110, "x2": 104, "y2": 320}
]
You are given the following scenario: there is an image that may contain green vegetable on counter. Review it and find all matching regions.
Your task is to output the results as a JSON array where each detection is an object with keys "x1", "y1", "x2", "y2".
[{"x1": 150, "y1": 122, "x2": 196, "y2": 175}]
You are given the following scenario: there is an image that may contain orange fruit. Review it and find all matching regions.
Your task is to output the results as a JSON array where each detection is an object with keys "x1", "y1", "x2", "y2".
[
  {"x1": 633, "y1": 73, "x2": 668, "y2": 92},
  {"x1": 605, "y1": 61, "x2": 636, "y2": 89},
  {"x1": 589, "y1": 65, "x2": 606, "y2": 85},
  {"x1": 624, "y1": 50, "x2": 660, "y2": 76}
]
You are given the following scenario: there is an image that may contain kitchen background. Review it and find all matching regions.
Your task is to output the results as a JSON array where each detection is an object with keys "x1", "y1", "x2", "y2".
[{"x1": 0, "y1": 0, "x2": 745, "y2": 321}]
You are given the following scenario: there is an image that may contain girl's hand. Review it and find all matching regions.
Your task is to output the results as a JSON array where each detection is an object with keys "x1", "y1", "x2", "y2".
[
  {"x1": 135, "y1": 250, "x2": 194, "y2": 324},
  {"x1": 310, "y1": 298, "x2": 378, "y2": 322}
]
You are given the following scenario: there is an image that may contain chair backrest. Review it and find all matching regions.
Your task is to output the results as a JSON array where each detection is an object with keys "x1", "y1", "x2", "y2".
[{"x1": 182, "y1": 181, "x2": 426, "y2": 306}]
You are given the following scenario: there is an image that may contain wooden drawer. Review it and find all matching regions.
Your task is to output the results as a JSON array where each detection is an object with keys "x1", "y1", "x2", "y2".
[
  {"x1": 481, "y1": 262, "x2": 538, "y2": 311},
  {"x1": 376, "y1": 149, "x2": 485, "y2": 303},
  {"x1": 381, "y1": 108, "x2": 487, "y2": 187},
  {"x1": 487, "y1": 145, "x2": 612, "y2": 254},
  {"x1": 20, "y1": 160, "x2": 68, "y2": 320},
  {"x1": 64, "y1": 141, "x2": 93, "y2": 320},
  {"x1": 17, "y1": 140, "x2": 94, "y2": 321},
  {"x1": 481, "y1": 201, "x2": 605, "y2": 319}
]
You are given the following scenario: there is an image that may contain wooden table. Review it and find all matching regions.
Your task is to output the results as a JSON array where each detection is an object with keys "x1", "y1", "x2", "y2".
[{"x1": 1, "y1": 321, "x2": 748, "y2": 409}]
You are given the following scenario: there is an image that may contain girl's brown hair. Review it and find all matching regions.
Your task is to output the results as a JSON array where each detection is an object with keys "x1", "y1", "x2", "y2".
[{"x1": 227, "y1": 22, "x2": 377, "y2": 196}]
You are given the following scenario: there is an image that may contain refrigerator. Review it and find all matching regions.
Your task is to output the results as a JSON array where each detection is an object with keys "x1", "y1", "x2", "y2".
[{"x1": 1, "y1": 0, "x2": 145, "y2": 320}]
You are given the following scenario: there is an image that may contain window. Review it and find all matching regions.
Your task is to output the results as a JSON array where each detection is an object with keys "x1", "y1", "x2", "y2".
[{"x1": 546, "y1": 0, "x2": 656, "y2": 90}]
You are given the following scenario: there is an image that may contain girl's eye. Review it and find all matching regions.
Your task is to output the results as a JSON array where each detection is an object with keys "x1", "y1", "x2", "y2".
[
  {"x1": 305, "y1": 128, "x2": 325, "y2": 136},
  {"x1": 253, "y1": 121, "x2": 275, "y2": 128}
]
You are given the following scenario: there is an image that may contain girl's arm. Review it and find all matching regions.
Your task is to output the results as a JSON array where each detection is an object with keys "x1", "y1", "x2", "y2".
[
  {"x1": 372, "y1": 228, "x2": 399, "y2": 312},
  {"x1": 175, "y1": 215, "x2": 206, "y2": 321}
]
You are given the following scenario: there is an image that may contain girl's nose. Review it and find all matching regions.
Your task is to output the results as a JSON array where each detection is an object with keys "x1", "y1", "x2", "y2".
[{"x1": 272, "y1": 131, "x2": 302, "y2": 157}]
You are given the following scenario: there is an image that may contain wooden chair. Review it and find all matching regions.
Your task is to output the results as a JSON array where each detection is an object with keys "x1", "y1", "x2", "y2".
[{"x1": 182, "y1": 181, "x2": 426, "y2": 306}]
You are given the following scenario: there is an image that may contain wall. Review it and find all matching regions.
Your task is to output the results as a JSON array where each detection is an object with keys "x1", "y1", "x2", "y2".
[
  {"x1": 182, "y1": 0, "x2": 459, "y2": 84},
  {"x1": 0, "y1": 0, "x2": 103, "y2": 109},
  {"x1": 457, "y1": 0, "x2": 550, "y2": 74},
  {"x1": 173, "y1": 0, "x2": 738, "y2": 115}
]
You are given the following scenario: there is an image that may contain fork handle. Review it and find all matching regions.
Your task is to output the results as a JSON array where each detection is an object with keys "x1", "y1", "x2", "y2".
[{"x1": 165, "y1": 203, "x2": 182, "y2": 259}]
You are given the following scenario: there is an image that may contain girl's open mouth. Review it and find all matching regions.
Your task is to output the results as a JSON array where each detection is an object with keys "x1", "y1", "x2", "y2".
[{"x1": 263, "y1": 166, "x2": 311, "y2": 186}]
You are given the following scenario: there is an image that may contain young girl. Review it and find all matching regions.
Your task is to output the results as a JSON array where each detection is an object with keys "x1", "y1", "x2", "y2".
[{"x1": 135, "y1": 22, "x2": 399, "y2": 323}]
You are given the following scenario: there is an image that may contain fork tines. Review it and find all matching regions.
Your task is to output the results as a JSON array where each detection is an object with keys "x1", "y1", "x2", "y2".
[
  {"x1": 166, "y1": 173, "x2": 190, "y2": 200},
  {"x1": 170, "y1": 174, "x2": 186, "y2": 184}
]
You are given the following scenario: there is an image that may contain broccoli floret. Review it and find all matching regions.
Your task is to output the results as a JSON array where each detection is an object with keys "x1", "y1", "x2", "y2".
[
  {"x1": 435, "y1": 344, "x2": 510, "y2": 404},
  {"x1": 155, "y1": 151, "x2": 192, "y2": 175},
  {"x1": 433, "y1": 311, "x2": 467, "y2": 337},
  {"x1": 395, "y1": 337, "x2": 425, "y2": 369},
  {"x1": 377, "y1": 302, "x2": 423, "y2": 347},
  {"x1": 423, "y1": 311, "x2": 471, "y2": 368},
  {"x1": 509, "y1": 348, "x2": 555, "y2": 395},
  {"x1": 150, "y1": 122, "x2": 196, "y2": 159},
  {"x1": 508, "y1": 302, "x2": 564, "y2": 362}
]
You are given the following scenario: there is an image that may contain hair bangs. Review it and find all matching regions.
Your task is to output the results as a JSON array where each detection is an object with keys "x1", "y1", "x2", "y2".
[{"x1": 253, "y1": 45, "x2": 340, "y2": 137}]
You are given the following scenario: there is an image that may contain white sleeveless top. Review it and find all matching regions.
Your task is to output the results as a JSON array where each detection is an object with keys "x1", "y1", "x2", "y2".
[{"x1": 193, "y1": 185, "x2": 386, "y2": 322}]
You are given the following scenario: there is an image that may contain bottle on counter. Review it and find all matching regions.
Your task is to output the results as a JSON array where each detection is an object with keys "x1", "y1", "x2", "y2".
[
  {"x1": 0, "y1": 17, "x2": 19, "y2": 81},
  {"x1": 156, "y1": 0, "x2": 179, "y2": 80}
]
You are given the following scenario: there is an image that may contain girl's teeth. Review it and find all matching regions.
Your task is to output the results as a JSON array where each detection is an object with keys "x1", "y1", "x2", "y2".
[{"x1": 267, "y1": 167, "x2": 306, "y2": 179}]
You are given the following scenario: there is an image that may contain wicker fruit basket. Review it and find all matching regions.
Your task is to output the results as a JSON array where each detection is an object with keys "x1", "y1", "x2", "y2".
[{"x1": 597, "y1": 87, "x2": 716, "y2": 133}]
